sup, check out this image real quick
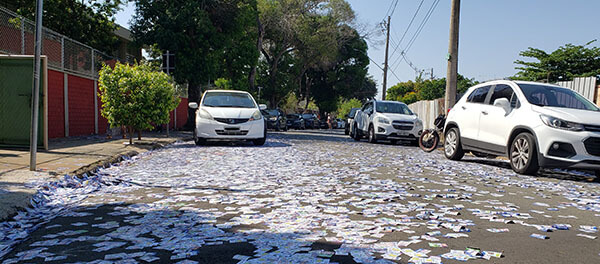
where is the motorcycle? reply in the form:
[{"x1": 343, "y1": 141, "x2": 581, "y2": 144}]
[{"x1": 419, "y1": 114, "x2": 446, "y2": 152}]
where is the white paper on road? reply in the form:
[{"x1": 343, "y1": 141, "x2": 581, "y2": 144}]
[{"x1": 0, "y1": 134, "x2": 599, "y2": 263}]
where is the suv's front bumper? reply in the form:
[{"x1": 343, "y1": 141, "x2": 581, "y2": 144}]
[
  {"x1": 374, "y1": 122, "x2": 422, "y2": 141},
  {"x1": 535, "y1": 126, "x2": 600, "y2": 170}
]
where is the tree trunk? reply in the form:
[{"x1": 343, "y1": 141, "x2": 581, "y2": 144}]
[
  {"x1": 249, "y1": 15, "x2": 264, "y2": 91},
  {"x1": 137, "y1": 129, "x2": 142, "y2": 140},
  {"x1": 184, "y1": 80, "x2": 201, "y2": 130},
  {"x1": 305, "y1": 76, "x2": 312, "y2": 110},
  {"x1": 128, "y1": 126, "x2": 133, "y2": 145}
]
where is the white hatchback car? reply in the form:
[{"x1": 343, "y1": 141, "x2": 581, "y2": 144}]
[
  {"x1": 189, "y1": 90, "x2": 267, "y2": 146},
  {"x1": 444, "y1": 80, "x2": 600, "y2": 176}
]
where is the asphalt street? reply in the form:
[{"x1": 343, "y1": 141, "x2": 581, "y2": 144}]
[{"x1": 1, "y1": 130, "x2": 599, "y2": 264}]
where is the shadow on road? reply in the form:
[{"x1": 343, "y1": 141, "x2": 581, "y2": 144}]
[
  {"x1": 1, "y1": 203, "x2": 360, "y2": 263},
  {"x1": 463, "y1": 158, "x2": 599, "y2": 183}
]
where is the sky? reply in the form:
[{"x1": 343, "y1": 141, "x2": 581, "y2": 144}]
[{"x1": 114, "y1": 0, "x2": 600, "y2": 98}]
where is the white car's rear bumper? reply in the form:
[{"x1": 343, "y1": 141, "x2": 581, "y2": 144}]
[{"x1": 195, "y1": 117, "x2": 265, "y2": 140}]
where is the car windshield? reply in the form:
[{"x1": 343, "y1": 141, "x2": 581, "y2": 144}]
[
  {"x1": 376, "y1": 102, "x2": 413, "y2": 115},
  {"x1": 302, "y1": 114, "x2": 314, "y2": 119},
  {"x1": 202, "y1": 92, "x2": 256, "y2": 108},
  {"x1": 518, "y1": 84, "x2": 599, "y2": 111},
  {"x1": 348, "y1": 108, "x2": 358, "y2": 118},
  {"x1": 266, "y1": 110, "x2": 279, "y2": 116}
]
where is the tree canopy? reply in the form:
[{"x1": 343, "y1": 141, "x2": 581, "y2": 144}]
[
  {"x1": 513, "y1": 40, "x2": 600, "y2": 82},
  {"x1": 12, "y1": 0, "x2": 123, "y2": 53},
  {"x1": 386, "y1": 74, "x2": 478, "y2": 105},
  {"x1": 131, "y1": 0, "x2": 259, "y2": 128}
]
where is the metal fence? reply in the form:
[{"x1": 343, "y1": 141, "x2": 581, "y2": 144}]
[
  {"x1": 408, "y1": 98, "x2": 445, "y2": 130},
  {"x1": 0, "y1": 6, "x2": 135, "y2": 78},
  {"x1": 556, "y1": 77, "x2": 598, "y2": 104}
]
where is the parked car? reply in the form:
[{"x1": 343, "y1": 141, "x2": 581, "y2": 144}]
[
  {"x1": 302, "y1": 113, "x2": 319, "y2": 129},
  {"x1": 345, "y1": 107, "x2": 360, "y2": 135},
  {"x1": 189, "y1": 90, "x2": 267, "y2": 146},
  {"x1": 352, "y1": 100, "x2": 423, "y2": 145},
  {"x1": 262, "y1": 109, "x2": 288, "y2": 131},
  {"x1": 444, "y1": 80, "x2": 600, "y2": 177},
  {"x1": 337, "y1": 118, "x2": 345, "y2": 129},
  {"x1": 319, "y1": 118, "x2": 329, "y2": 129},
  {"x1": 286, "y1": 114, "x2": 306, "y2": 129}
]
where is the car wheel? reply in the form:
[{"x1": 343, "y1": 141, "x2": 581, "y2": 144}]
[
  {"x1": 253, "y1": 128, "x2": 267, "y2": 146},
  {"x1": 444, "y1": 127, "x2": 464, "y2": 160},
  {"x1": 275, "y1": 122, "x2": 280, "y2": 131},
  {"x1": 368, "y1": 125, "x2": 377, "y2": 143},
  {"x1": 352, "y1": 125, "x2": 360, "y2": 141},
  {"x1": 193, "y1": 127, "x2": 205, "y2": 146},
  {"x1": 345, "y1": 126, "x2": 349, "y2": 135},
  {"x1": 509, "y1": 133, "x2": 539, "y2": 175}
]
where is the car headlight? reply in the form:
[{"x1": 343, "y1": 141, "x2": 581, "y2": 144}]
[
  {"x1": 198, "y1": 109, "x2": 213, "y2": 120},
  {"x1": 540, "y1": 115, "x2": 584, "y2": 131},
  {"x1": 377, "y1": 117, "x2": 390, "y2": 124},
  {"x1": 249, "y1": 110, "x2": 262, "y2": 121},
  {"x1": 269, "y1": 117, "x2": 278, "y2": 121},
  {"x1": 415, "y1": 119, "x2": 423, "y2": 127}
]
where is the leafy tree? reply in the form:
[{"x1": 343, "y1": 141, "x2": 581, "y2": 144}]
[
  {"x1": 12, "y1": 0, "x2": 123, "y2": 53},
  {"x1": 386, "y1": 74, "x2": 477, "y2": 105},
  {"x1": 98, "y1": 62, "x2": 180, "y2": 144},
  {"x1": 131, "y1": 0, "x2": 259, "y2": 129},
  {"x1": 513, "y1": 40, "x2": 600, "y2": 82},
  {"x1": 336, "y1": 98, "x2": 361, "y2": 118}
]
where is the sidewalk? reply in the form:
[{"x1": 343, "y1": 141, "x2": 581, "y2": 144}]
[{"x1": 0, "y1": 131, "x2": 192, "y2": 221}]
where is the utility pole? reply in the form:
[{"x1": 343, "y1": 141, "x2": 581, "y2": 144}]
[
  {"x1": 430, "y1": 68, "x2": 434, "y2": 80},
  {"x1": 29, "y1": 0, "x2": 43, "y2": 171},
  {"x1": 382, "y1": 16, "x2": 390, "y2": 101},
  {"x1": 445, "y1": 0, "x2": 460, "y2": 112}
]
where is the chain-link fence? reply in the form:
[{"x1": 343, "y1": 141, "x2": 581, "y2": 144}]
[{"x1": 0, "y1": 6, "x2": 134, "y2": 78}]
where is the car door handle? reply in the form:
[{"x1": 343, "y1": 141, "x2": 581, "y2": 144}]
[{"x1": 481, "y1": 111, "x2": 488, "y2": 115}]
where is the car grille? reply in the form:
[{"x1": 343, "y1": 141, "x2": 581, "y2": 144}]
[
  {"x1": 584, "y1": 137, "x2": 600, "y2": 156},
  {"x1": 584, "y1": 124, "x2": 600, "y2": 133},
  {"x1": 214, "y1": 118, "x2": 249, "y2": 125},
  {"x1": 392, "y1": 121, "x2": 414, "y2": 130},
  {"x1": 215, "y1": 128, "x2": 249, "y2": 136}
]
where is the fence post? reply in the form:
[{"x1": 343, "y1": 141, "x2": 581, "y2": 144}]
[
  {"x1": 60, "y1": 37, "x2": 64, "y2": 70},
  {"x1": 64, "y1": 73, "x2": 69, "y2": 137},
  {"x1": 20, "y1": 18, "x2": 25, "y2": 54}
]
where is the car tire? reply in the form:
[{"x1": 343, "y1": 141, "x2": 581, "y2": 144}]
[
  {"x1": 345, "y1": 126, "x2": 349, "y2": 135},
  {"x1": 193, "y1": 127, "x2": 205, "y2": 146},
  {"x1": 444, "y1": 127, "x2": 464, "y2": 160},
  {"x1": 253, "y1": 128, "x2": 267, "y2": 146},
  {"x1": 509, "y1": 133, "x2": 539, "y2": 175},
  {"x1": 352, "y1": 125, "x2": 360, "y2": 141},
  {"x1": 368, "y1": 125, "x2": 377, "y2": 144}
]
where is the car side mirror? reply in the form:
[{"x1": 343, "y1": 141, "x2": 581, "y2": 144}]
[
  {"x1": 493, "y1": 98, "x2": 511, "y2": 114},
  {"x1": 259, "y1": 104, "x2": 267, "y2": 110},
  {"x1": 188, "y1": 102, "x2": 198, "y2": 109}
]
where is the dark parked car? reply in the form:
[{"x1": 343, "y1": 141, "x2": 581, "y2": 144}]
[
  {"x1": 286, "y1": 114, "x2": 305, "y2": 129},
  {"x1": 262, "y1": 109, "x2": 288, "y2": 131},
  {"x1": 345, "y1": 107, "x2": 360, "y2": 135},
  {"x1": 301, "y1": 113, "x2": 319, "y2": 129}
]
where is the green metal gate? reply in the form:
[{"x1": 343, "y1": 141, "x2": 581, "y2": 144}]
[{"x1": 0, "y1": 55, "x2": 46, "y2": 149}]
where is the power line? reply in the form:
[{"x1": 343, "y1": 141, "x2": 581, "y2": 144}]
[
  {"x1": 389, "y1": 0, "x2": 425, "y2": 59},
  {"x1": 389, "y1": 0, "x2": 399, "y2": 18},
  {"x1": 405, "y1": 0, "x2": 440, "y2": 53}
]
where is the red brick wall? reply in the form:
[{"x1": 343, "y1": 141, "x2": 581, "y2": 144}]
[
  {"x1": 47, "y1": 70, "x2": 64, "y2": 138},
  {"x1": 176, "y1": 98, "x2": 188, "y2": 129},
  {"x1": 68, "y1": 75, "x2": 95, "y2": 136}
]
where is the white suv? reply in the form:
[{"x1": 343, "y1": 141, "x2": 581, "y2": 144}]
[
  {"x1": 444, "y1": 80, "x2": 600, "y2": 176},
  {"x1": 352, "y1": 100, "x2": 423, "y2": 144}
]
